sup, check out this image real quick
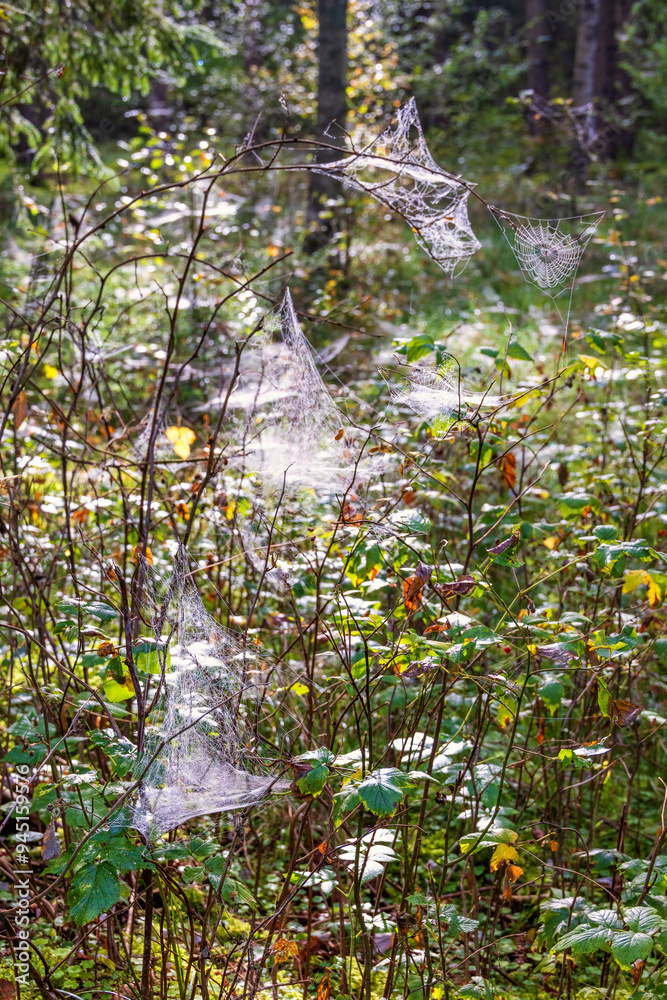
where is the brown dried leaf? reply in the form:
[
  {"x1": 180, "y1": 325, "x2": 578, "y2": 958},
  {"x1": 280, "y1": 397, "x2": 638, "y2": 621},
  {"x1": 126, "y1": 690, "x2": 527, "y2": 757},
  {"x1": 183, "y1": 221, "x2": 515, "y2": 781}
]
[
  {"x1": 0, "y1": 475, "x2": 22, "y2": 493},
  {"x1": 499, "y1": 452, "x2": 517, "y2": 490},
  {"x1": 317, "y1": 970, "x2": 331, "y2": 1000},
  {"x1": 42, "y1": 823, "x2": 61, "y2": 862},
  {"x1": 272, "y1": 938, "x2": 299, "y2": 963},
  {"x1": 436, "y1": 574, "x2": 475, "y2": 597},
  {"x1": 611, "y1": 698, "x2": 642, "y2": 728},
  {"x1": 341, "y1": 502, "x2": 363, "y2": 524},
  {"x1": 97, "y1": 640, "x2": 119, "y2": 658},
  {"x1": 403, "y1": 576, "x2": 423, "y2": 614},
  {"x1": 507, "y1": 863, "x2": 523, "y2": 883},
  {"x1": 12, "y1": 391, "x2": 28, "y2": 430},
  {"x1": 488, "y1": 532, "x2": 520, "y2": 556}
]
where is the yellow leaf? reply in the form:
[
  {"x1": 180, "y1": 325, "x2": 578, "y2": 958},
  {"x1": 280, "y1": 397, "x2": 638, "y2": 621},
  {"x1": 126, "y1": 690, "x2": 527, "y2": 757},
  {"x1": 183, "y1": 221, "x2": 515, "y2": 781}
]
[
  {"x1": 165, "y1": 425, "x2": 196, "y2": 459},
  {"x1": 291, "y1": 683, "x2": 309, "y2": 696},
  {"x1": 133, "y1": 545, "x2": 153, "y2": 565},
  {"x1": 647, "y1": 574, "x2": 664, "y2": 608},
  {"x1": 623, "y1": 569, "x2": 650, "y2": 594},
  {"x1": 578, "y1": 355, "x2": 608, "y2": 373},
  {"x1": 509, "y1": 388, "x2": 542, "y2": 408},
  {"x1": 543, "y1": 536, "x2": 560, "y2": 550},
  {"x1": 43, "y1": 363, "x2": 58, "y2": 379},
  {"x1": 490, "y1": 843, "x2": 518, "y2": 871},
  {"x1": 103, "y1": 674, "x2": 136, "y2": 703}
]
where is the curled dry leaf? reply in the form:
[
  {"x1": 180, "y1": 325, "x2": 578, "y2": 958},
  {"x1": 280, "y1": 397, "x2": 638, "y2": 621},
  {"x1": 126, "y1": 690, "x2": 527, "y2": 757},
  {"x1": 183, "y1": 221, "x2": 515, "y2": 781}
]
[
  {"x1": 272, "y1": 938, "x2": 299, "y2": 963},
  {"x1": 0, "y1": 474, "x2": 22, "y2": 493},
  {"x1": 435, "y1": 574, "x2": 475, "y2": 598},
  {"x1": 42, "y1": 823, "x2": 61, "y2": 861},
  {"x1": 97, "y1": 640, "x2": 119, "y2": 658},
  {"x1": 498, "y1": 452, "x2": 517, "y2": 490},
  {"x1": 12, "y1": 390, "x2": 28, "y2": 430},
  {"x1": 317, "y1": 970, "x2": 331, "y2": 1000},
  {"x1": 611, "y1": 698, "x2": 642, "y2": 727},
  {"x1": 488, "y1": 532, "x2": 520, "y2": 556}
]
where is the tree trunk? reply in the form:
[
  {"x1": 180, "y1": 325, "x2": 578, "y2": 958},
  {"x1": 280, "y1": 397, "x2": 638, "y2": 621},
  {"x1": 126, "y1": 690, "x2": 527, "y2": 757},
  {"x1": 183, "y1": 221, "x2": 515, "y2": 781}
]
[
  {"x1": 527, "y1": 15, "x2": 549, "y2": 99},
  {"x1": 526, "y1": 0, "x2": 550, "y2": 134},
  {"x1": 592, "y1": 0, "x2": 636, "y2": 158},
  {"x1": 571, "y1": 0, "x2": 601, "y2": 183},
  {"x1": 304, "y1": 0, "x2": 348, "y2": 254},
  {"x1": 316, "y1": 0, "x2": 348, "y2": 147},
  {"x1": 573, "y1": 0, "x2": 601, "y2": 109}
]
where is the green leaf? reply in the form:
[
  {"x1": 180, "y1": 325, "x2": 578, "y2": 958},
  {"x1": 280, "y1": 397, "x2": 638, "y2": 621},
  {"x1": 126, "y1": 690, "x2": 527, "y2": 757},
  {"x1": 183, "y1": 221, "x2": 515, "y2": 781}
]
[
  {"x1": 59, "y1": 599, "x2": 86, "y2": 616},
  {"x1": 597, "y1": 676, "x2": 612, "y2": 717},
  {"x1": 389, "y1": 509, "x2": 432, "y2": 535},
  {"x1": 134, "y1": 642, "x2": 169, "y2": 675},
  {"x1": 89, "y1": 730, "x2": 136, "y2": 778},
  {"x1": 85, "y1": 601, "x2": 117, "y2": 623},
  {"x1": 68, "y1": 861, "x2": 122, "y2": 925},
  {"x1": 539, "y1": 674, "x2": 564, "y2": 715},
  {"x1": 440, "y1": 902, "x2": 479, "y2": 934},
  {"x1": 83, "y1": 832, "x2": 146, "y2": 872},
  {"x1": 333, "y1": 786, "x2": 361, "y2": 828},
  {"x1": 357, "y1": 768, "x2": 414, "y2": 816},
  {"x1": 406, "y1": 334, "x2": 436, "y2": 363},
  {"x1": 296, "y1": 764, "x2": 329, "y2": 796},
  {"x1": 557, "y1": 493, "x2": 601, "y2": 517},
  {"x1": 507, "y1": 341, "x2": 533, "y2": 361},
  {"x1": 593, "y1": 525, "x2": 619, "y2": 541},
  {"x1": 5, "y1": 742, "x2": 49, "y2": 765},
  {"x1": 219, "y1": 876, "x2": 258, "y2": 910},
  {"x1": 624, "y1": 906, "x2": 663, "y2": 933},
  {"x1": 457, "y1": 977, "x2": 495, "y2": 1000},
  {"x1": 152, "y1": 844, "x2": 190, "y2": 861},
  {"x1": 611, "y1": 930, "x2": 654, "y2": 969},
  {"x1": 182, "y1": 866, "x2": 205, "y2": 884},
  {"x1": 555, "y1": 920, "x2": 618, "y2": 954}
]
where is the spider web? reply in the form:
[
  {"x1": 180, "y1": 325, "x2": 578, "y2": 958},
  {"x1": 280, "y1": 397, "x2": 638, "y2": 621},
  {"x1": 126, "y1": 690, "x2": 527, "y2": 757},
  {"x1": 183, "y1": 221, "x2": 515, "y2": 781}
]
[
  {"x1": 131, "y1": 547, "x2": 286, "y2": 837},
  {"x1": 229, "y1": 289, "x2": 369, "y2": 491},
  {"x1": 489, "y1": 208, "x2": 604, "y2": 332},
  {"x1": 521, "y1": 91, "x2": 598, "y2": 153},
  {"x1": 315, "y1": 98, "x2": 481, "y2": 276},
  {"x1": 388, "y1": 357, "x2": 512, "y2": 437}
]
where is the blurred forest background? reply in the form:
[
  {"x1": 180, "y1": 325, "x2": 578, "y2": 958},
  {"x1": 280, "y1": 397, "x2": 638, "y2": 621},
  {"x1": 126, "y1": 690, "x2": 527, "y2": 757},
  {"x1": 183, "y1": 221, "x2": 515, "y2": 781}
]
[{"x1": 2, "y1": 2, "x2": 667, "y2": 1000}]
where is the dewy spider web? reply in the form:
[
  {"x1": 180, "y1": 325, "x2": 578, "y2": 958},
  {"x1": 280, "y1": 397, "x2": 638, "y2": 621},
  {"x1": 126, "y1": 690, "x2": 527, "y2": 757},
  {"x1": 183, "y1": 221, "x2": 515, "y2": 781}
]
[
  {"x1": 230, "y1": 289, "x2": 367, "y2": 491},
  {"x1": 489, "y1": 209, "x2": 604, "y2": 331},
  {"x1": 131, "y1": 547, "x2": 285, "y2": 837},
  {"x1": 315, "y1": 98, "x2": 481, "y2": 276},
  {"x1": 388, "y1": 357, "x2": 512, "y2": 437}
]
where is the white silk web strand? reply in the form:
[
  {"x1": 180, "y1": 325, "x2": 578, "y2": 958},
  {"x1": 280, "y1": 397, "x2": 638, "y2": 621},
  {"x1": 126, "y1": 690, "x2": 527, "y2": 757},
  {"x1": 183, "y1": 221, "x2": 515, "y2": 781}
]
[
  {"x1": 316, "y1": 98, "x2": 481, "y2": 275},
  {"x1": 230, "y1": 289, "x2": 367, "y2": 491},
  {"x1": 489, "y1": 209, "x2": 604, "y2": 294},
  {"x1": 489, "y1": 208, "x2": 604, "y2": 336},
  {"x1": 133, "y1": 549, "x2": 284, "y2": 837},
  {"x1": 389, "y1": 358, "x2": 511, "y2": 437}
]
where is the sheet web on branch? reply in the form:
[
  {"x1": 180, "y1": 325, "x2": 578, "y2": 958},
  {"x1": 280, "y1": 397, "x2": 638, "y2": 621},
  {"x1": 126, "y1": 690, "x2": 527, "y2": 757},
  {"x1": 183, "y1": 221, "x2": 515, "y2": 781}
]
[
  {"x1": 315, "y1": 98, "x2": 481, "y2": 276},
  {"x1": 388, "y1": 358, "x2": 512, "y2": 437},
  {"x1": 230, "y1": 289, "x2": 369, "y2": 491},
  {"x1": 131, "y1": 548, "x2": 285, "y2": 837}
]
